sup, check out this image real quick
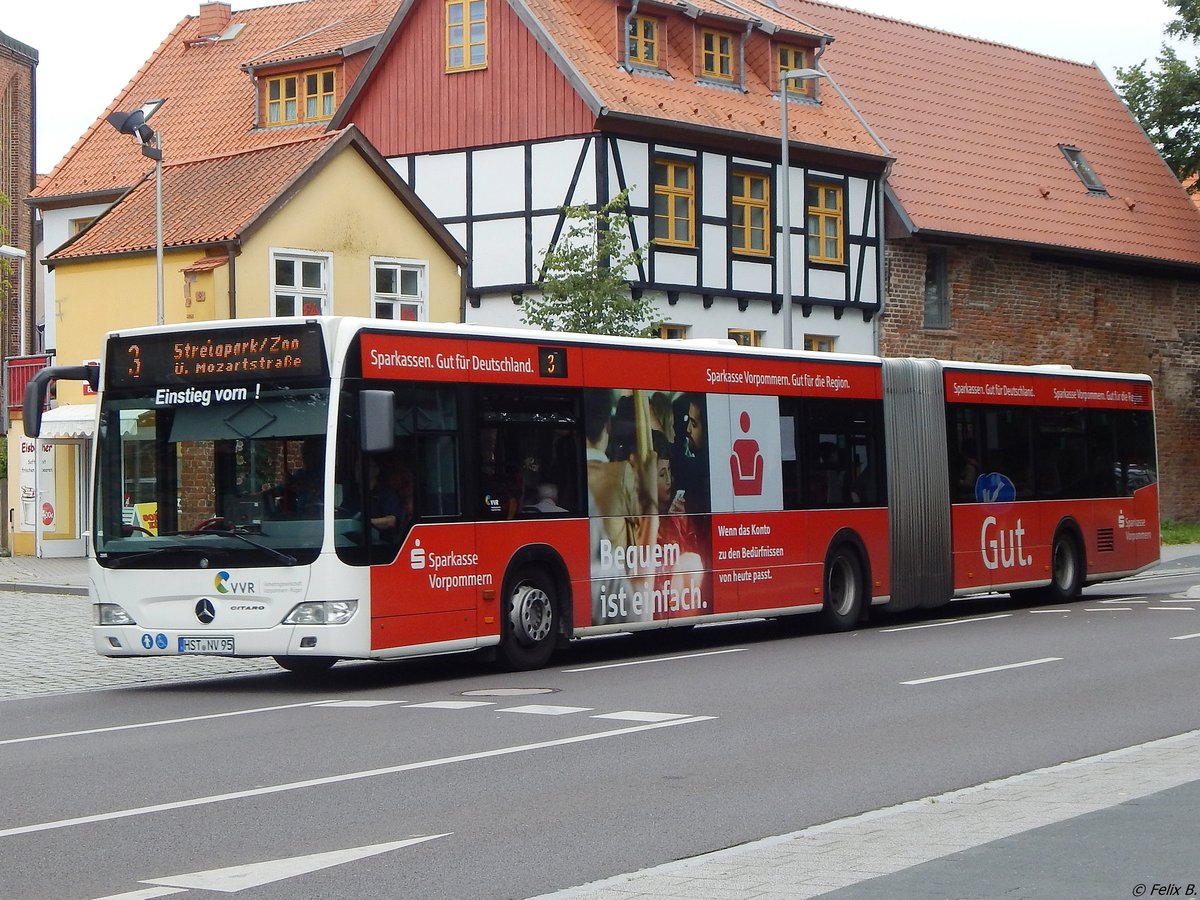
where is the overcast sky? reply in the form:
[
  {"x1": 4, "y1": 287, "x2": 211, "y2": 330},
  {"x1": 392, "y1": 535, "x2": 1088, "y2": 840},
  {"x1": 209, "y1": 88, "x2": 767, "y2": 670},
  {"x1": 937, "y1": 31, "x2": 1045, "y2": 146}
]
[{"x1": 4, "y1": 0, "x2": 1195, "y2": 173}]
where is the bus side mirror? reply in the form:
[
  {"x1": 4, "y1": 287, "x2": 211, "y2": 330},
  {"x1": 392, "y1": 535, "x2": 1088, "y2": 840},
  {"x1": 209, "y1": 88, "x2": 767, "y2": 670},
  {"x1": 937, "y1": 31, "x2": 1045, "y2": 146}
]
[
  {"x1": 360, "y1": 390, "x2": 395, "y2": 453},
  {"x1": 23, "y1": 363, "x2": 100, "y2": 438}
]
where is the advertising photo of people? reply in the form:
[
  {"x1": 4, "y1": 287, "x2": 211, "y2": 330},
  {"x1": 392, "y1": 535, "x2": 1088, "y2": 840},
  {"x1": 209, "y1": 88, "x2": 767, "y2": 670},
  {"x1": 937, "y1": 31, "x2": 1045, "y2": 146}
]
[{"x1": 585, "y1": 387, "x2": 711, "y2": 625}]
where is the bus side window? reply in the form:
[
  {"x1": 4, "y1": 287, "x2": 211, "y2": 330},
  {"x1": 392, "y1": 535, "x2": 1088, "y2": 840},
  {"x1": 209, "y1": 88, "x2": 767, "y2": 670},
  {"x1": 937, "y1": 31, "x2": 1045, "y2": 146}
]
[{"x1": 475, "y1": 387, "x2": 582, "y2": 520}]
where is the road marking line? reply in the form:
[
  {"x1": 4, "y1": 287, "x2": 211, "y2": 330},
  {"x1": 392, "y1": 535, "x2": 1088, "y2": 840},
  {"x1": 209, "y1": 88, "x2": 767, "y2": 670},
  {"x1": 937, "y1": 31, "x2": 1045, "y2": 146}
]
[
  {"x1": 1170, "y1": 632, "x2": 1200, "y2": 641},
  {"x1": 881, "y1": 614, "x2": 1011, "y2": 633},
  {"x1": 406, "y1": 700, "x2": 495, "y2": 710},
  {"x1": 1028, "y1": 609, "x2": 1070, "y2": 614},
  {"x1": 318, "y1": 700, "x2": 407, "y2": 708},
  {"x1": 592, "y1": 711, "x2": 690, "y2": 722},
  {"x1": 92, "y1": 888, "x2": 187, "y2": 900},
  {"x1": 562, "y1": 648, "x2": 746, "y2": 672},
  {"x1": 1083, "y1": 607, "x2": 1133, "y2": 612},
  {"x1": 0, "y1": 716, "x2": 716, "y2": 839},
  {"x1": 902, "y1": 657, "x2": 1062, "y2": 685},
  {"x1": 499, "y1": 705, "x2": 593, "y2": 716},
  {"x1": 1149, "y1": 607, "x2": 1195, "y2": 611},
  {"x1": 0, "y1": 701, "x2": 334, "y2": 748},
  {"x1": 1097, "y1": 598, "x2": 1147, "y2": 603}
]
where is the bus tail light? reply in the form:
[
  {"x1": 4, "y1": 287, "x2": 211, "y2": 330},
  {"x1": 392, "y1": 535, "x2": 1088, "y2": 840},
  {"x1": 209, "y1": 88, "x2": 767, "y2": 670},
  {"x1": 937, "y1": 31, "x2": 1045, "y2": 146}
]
[
  {"x1": 283, "y1": 600, "x2": 358, "y2": 625},
  {"x1": 96, "y1": 604, "x2": 137, "y2": 626}
]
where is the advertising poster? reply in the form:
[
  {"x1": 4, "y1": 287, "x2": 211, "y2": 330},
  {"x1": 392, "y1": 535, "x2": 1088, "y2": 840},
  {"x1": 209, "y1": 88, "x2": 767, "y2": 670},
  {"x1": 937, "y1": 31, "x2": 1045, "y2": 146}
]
[
  {"x1": 19, "y1": 438, "x2": 56, "y2": 532},
  {"x1": 586, "y1": 387, "x2": 712, "y2": 625}
]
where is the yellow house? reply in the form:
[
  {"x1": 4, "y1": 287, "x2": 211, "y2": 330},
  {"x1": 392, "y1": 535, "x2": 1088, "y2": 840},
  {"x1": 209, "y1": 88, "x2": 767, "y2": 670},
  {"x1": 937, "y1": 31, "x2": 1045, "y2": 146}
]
[{"x1": 11, "y1": 126, "x2": 466, "y2": 556}]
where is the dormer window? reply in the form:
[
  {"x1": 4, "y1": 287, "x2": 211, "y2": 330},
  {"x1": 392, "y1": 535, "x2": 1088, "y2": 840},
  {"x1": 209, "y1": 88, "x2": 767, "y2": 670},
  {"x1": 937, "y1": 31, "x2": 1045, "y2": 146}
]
[
  {"x1": 266, "y1": 68, "x2": 336, "y2": 126},
  {"x1": 447, "y1": 0, "x2": 488, "y2": 71},
  {"x1": 1059, "y1": 144, "x2": 1107, "y2": 194},
  {"x1": 701, "y1": 29, "x2": 734, "y2": 81},
  {"x1": 304, "y1": 70, "x2": 335, "y2": 120},
  {"x1": 778, "y1": 45, "x2": 814, "y2": 98},
  {"x1": 628, "y1": 14, "x2": 660, "y2": 66}
]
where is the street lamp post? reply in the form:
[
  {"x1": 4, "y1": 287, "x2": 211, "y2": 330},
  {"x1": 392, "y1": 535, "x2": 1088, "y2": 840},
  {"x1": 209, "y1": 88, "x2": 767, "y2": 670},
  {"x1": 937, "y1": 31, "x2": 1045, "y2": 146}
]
[
  {"x1": 106, "y1": 99, "x2": 166, "y2": 326},
  {"x1": 778, "y1": 68, "x2": 825, "y2": 349}
]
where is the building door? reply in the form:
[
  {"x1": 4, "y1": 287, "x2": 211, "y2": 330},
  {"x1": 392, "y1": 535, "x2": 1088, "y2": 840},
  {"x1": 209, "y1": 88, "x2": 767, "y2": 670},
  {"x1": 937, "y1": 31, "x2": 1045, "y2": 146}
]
[{"x1": 36, "y1": 440, "x2": 88, "y2": 558}]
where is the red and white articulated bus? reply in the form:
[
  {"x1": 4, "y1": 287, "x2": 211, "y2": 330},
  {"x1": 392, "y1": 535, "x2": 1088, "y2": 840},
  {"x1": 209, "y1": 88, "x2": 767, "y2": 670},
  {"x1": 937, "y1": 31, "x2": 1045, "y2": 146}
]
[{"x1": 25, "y1": 317, "x2": 1159, "y2": 672}]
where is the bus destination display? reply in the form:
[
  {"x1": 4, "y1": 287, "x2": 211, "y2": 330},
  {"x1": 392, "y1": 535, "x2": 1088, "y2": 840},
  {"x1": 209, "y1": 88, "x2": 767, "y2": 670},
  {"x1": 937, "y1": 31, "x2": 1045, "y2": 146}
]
[{"x1": 107, "y1": 324, "x2": 327, "y2": 388}]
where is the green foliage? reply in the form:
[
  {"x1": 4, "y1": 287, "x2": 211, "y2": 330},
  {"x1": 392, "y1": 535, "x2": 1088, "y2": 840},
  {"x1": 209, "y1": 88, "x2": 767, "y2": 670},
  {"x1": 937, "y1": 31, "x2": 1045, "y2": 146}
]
[
  {"x1": 1116, "y1": 0, "x2": 1200, "y2": 185},
  {"x1": 1162, "y1": 519, "x2": 1200, "y2": 543},
  {"x1": 1166, "y1": 0, "x2": 1200, "y2": 41},
  {"x1": 0, "y1": 192, "x2": 11, "y2": 298},
  {"x1": 521, "y1": 189, "x2": 655, "y2": 337}
]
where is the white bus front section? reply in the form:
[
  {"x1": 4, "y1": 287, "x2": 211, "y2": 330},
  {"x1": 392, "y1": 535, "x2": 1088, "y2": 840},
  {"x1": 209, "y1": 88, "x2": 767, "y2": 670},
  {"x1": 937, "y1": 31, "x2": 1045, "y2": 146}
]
[{"x1": 90, "y1": 550, "x2": 373, "y2": 661}]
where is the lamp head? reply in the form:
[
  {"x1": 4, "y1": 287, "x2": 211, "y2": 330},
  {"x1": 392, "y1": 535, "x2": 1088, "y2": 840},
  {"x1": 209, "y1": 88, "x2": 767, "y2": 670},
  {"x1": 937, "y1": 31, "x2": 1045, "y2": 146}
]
[{"x1": 105, "y1": 109, "x2": 146, "y2": 136}]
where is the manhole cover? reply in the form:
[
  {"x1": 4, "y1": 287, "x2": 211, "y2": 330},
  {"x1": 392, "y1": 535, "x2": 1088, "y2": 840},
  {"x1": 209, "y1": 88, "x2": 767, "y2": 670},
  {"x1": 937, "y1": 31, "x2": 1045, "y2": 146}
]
[{"x1": 461, "y1": 687, "x2": 558, "y2": 697}]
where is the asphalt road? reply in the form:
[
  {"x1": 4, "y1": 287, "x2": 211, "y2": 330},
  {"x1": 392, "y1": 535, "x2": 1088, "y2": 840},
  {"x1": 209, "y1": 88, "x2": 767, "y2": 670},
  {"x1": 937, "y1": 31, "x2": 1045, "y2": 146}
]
[{"x1": 1, "y1": 566, "x2": 1198, "y2": 899}]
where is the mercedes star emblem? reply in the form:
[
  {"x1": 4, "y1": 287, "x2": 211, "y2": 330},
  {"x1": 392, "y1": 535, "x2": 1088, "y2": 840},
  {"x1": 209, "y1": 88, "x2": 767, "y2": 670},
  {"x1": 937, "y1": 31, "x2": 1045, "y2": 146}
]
[{"x1": 195, "y1": 598, "x2": 216, "y2": 624}]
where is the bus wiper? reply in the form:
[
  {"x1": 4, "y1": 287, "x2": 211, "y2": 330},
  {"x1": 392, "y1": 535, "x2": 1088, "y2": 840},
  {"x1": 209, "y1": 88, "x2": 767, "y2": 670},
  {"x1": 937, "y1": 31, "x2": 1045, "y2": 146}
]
[
  {"x1": 172, "y1": 528, "x2": 298, "y2": 566},
  {"x1": 107, "y1": 546, "x2": 226, "y2": 568}
]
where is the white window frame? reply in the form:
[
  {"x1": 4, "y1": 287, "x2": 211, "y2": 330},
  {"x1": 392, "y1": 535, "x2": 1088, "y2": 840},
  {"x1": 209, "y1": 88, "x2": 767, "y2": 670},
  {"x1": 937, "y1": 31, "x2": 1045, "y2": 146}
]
[
  {"x1": 370, "y1": 256, "x2": 428, "y2": 322},
  {"x1": 270, "y1": 249, "x2": 332, "y2": 317}
]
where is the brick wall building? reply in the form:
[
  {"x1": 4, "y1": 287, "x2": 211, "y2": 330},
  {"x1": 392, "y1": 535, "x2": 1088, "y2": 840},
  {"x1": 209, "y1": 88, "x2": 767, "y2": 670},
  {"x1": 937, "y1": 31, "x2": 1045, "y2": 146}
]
[{"x1": 0, "y1": 30, "x2": 36, "y2": 361}]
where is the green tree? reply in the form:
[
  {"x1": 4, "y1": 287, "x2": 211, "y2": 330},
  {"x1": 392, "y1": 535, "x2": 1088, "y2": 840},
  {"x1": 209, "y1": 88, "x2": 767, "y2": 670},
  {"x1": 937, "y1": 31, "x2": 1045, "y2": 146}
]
[
  {"x1": 521, "y1": 189, "x2": 655, "y2": 337},
  {"x1": 1116, "y1": 0, "x2": 1200, "y2": 184}
]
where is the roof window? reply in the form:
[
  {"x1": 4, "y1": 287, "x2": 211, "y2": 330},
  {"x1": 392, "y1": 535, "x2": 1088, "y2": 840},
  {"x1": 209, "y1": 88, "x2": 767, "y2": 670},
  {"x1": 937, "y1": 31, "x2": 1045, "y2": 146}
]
[{"x1": 1059, "y1": 145, "x2": 1107, "y2": 195}]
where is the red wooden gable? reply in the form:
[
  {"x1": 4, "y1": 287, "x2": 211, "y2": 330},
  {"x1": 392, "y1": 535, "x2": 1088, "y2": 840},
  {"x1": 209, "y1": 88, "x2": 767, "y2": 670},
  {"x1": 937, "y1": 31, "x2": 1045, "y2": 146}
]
[{"x1": 343, "y1": 0, "x2": 597, "y2": 157}]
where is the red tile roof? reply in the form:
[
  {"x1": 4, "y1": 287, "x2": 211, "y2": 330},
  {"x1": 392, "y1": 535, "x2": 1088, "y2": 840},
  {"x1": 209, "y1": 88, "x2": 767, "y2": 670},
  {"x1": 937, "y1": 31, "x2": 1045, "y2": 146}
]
[
  {"x1": 31, "y1": 0, "x2": 397, "y2": 204},
  {"x1": 782, "y1": 0, "x2": 1200, "y2": 268},
  {"x1": 48, "y1": 133, "x2": 340, "y2": 260},
  {"x1": 47, "y1": 126, "x2": 466, "y2": 266},
  {"x1": 515, "y1": 0, "x2": 886, "y2": 161}
]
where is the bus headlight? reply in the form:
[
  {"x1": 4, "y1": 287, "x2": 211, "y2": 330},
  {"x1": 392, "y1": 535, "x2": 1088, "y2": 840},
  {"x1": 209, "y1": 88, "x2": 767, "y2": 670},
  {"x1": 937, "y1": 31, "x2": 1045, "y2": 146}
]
[
  {"x1": 283, "y1": 600, "x2": 358, "y2": 625},
  {"x1": 96, "y1": 603, "x2": 137, "y2": 626}
]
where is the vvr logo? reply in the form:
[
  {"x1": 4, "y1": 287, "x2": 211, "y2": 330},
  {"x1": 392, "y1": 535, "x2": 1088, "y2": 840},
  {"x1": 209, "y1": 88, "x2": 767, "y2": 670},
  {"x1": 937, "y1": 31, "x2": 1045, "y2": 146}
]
[{"x1": 214, "y1": 571, "x2": 255, "y2": 594}]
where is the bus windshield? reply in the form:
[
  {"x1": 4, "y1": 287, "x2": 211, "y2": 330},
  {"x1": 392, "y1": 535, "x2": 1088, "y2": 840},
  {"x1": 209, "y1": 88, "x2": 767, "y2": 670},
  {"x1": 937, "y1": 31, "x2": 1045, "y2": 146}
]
[{"x1": 93, "y1": 386, "x2": 331, "y2": 566}]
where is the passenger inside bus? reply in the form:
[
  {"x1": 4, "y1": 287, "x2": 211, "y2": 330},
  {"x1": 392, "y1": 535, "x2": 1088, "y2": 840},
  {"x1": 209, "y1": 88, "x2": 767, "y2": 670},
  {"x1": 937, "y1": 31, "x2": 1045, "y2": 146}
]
[
  {"x1": 367, "y1": 458, "x2": 408, "y2": 541},
  {"x1": 282, "y1": 437, "x2": 324, "y2": 516},
  {"x1": 525, "y1": 483, "x2": 567, "y2": 513}
]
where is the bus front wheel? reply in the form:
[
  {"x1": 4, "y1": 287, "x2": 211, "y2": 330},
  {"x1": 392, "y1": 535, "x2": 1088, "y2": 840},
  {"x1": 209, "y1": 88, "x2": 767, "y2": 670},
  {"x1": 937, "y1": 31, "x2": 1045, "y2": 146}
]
[
  {"x1": 822, "y1": 546, "x2": 865, "y2": 632},
  {"x1": 499, "y1": 567, "x2": 559, "y2": 670}
]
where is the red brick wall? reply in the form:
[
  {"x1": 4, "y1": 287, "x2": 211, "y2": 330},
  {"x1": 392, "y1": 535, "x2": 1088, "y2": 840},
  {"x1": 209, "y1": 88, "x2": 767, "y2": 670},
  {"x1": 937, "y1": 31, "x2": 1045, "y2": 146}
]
[
  {"x1": 880, "y1": 237, "x2": 1200, "y2": 522},
  {"x1": 1, "y1": 35, "x2": 37, "y2": 360}
]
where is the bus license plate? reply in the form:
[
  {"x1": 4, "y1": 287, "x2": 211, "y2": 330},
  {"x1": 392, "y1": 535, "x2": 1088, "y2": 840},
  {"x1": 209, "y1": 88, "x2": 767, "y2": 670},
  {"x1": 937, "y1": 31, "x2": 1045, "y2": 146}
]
[{"x1": 178, "y1": 636, "x2": 235, "y2": 655}]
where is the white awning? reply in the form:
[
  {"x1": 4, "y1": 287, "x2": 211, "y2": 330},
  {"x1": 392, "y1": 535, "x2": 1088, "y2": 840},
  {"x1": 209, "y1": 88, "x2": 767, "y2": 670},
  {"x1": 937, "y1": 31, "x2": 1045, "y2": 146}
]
[{"x1": 38, "y1": 404, "x2": 97, "y2": 440}]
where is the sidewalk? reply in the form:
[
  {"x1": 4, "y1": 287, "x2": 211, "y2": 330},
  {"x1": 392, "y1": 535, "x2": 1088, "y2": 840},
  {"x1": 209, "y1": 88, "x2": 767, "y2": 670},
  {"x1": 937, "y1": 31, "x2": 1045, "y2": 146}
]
[{"x1": 0, "y1": 553, "x2": 88, "y2": 594}]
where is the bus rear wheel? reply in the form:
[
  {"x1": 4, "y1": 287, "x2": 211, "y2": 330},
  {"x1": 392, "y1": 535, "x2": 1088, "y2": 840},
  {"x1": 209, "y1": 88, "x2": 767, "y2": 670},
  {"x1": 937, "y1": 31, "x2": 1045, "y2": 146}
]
[
  {"x1": 822, "y1": 546, "x2": 865, "y2": 632},
  {"x1": 273, "y1": 655, "x2": 338, "y2": 674},
  {"x1": 1045, "y1": 530, "x2": 1083, "y2": 602},
  {"x1": 498, "y1": 567, "x2": 559, "y2": 670}
]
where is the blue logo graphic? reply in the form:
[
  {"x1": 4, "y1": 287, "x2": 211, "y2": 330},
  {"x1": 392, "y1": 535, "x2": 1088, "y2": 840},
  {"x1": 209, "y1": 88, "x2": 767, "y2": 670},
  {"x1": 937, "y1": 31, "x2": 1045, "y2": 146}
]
[
  {"x1": 141, "y1": 634, "x2": 154, "y2": 650},
  {"x1": 975, "y1": 472, "x2": 1016, "y2": 504},
  {"x1": 155, "y1": 633, "x2": 169, "y2": 650}
]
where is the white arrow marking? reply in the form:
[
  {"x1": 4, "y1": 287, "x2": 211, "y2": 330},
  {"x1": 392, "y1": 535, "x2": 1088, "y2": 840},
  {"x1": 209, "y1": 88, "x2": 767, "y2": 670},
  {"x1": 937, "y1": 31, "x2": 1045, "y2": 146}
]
[{"x1": 139, "y1": 834, "x2": 450, "y2": 893}]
